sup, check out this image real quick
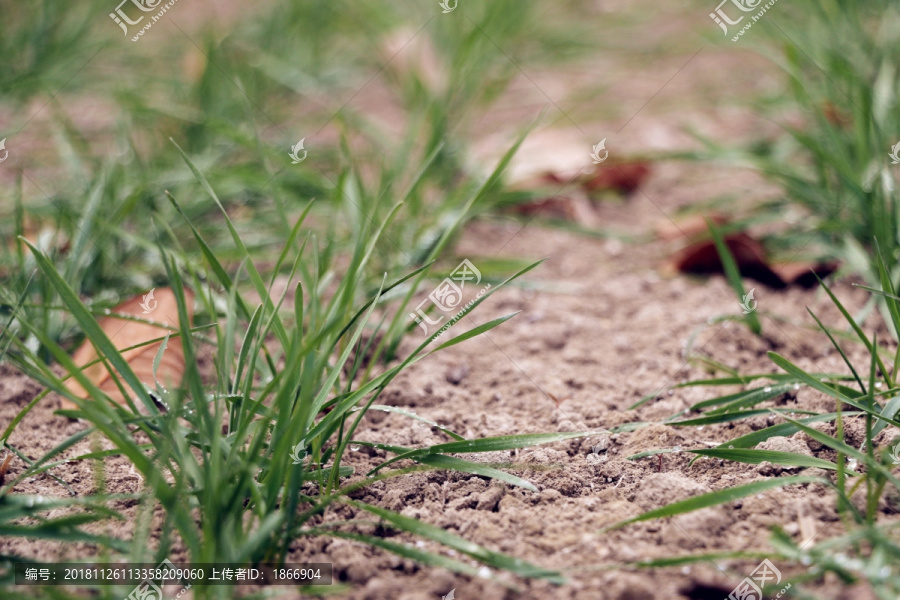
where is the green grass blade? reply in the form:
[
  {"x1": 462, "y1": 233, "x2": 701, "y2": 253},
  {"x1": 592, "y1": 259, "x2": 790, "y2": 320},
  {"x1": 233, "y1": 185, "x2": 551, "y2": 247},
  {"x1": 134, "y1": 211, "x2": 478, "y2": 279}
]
[
  {"x1": 602, "y1": 476, "x2": 824, "y2": 531},
  {"x1": 687, "y1": 448, "x2": 843, "y2": 471},
  {"x1": 369, "y1": 431, "x2": 595, "y2": 474},
  {"x1": 349, "y1": 501, "x2": 565, "y2": 584},
  {"x1": 707, "y1": 219, "x2": 761, "y2": 335}
]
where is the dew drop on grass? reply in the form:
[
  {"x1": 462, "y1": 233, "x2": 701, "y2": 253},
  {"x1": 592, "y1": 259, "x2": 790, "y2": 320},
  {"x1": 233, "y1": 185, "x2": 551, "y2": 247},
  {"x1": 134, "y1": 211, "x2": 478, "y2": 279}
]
[
  {"x1": 350, "y1": 445, "x2": 360, "y2": 452},
  {"x1": 763, "y1": 386, "x2": 772, "y2": 393},
  {"x1": 793, "y1": 383, "x2": 800, "y2": 390},
  {"x1": 728, "y1": 445, "x2": 734, "y2": 449},
  {"x1": 415, "y1": 541, "x2": 425, "y2": 548},
  {"x1": 103, "y1": 309, "x2": 111, "y2": 315},
  {"x1": 673, "y1": 446, "x2": 681, "y2": 452},
  {"x1": 801, "y1": 555, "x2": 812, "y2": 566}
]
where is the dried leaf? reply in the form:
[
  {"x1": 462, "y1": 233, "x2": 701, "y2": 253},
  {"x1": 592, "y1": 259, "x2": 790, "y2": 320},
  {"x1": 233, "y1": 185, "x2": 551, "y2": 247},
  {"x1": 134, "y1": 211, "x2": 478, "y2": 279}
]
[
  {"x1": 583, "y1": 162, "x2": 651, "y2": 195},
  {"x1": 0, "y1": 451, "x2": 12, "y2": 485},
  {"x1": 667, "y1": 231, "x2": 837, "y2": 288},
  {"x1": 654, "y1": 213, "x2": 728, "y2": 242},
  {"x1": 771, "y1": 260, "x2": 838, "y2": 287},
  {"x1": 61, "y1": 287, "x2": 194, "y2": 411}
]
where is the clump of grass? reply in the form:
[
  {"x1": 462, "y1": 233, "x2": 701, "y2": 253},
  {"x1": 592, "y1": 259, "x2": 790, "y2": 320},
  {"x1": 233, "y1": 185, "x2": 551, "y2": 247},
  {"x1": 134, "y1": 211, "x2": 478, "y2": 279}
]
[
  {"x1": 0, "y1": 142, "x2": 601, "y2": 597},
  {"x1": 613, "y1": 257, "x2": 900, "y2": 597},
  {"x1": 698, "y1": 0, "x2": 900, "y2": 289}
]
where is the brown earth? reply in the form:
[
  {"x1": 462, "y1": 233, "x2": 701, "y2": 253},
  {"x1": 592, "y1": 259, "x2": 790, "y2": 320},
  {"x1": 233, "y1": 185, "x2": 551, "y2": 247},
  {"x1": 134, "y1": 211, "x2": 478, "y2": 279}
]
[
  {"x1": 3, "y1": 210, "x2": 897, "y2": 599},
  {"x1": 3, "y1": 1, "x2": 900, "y2": 599}
]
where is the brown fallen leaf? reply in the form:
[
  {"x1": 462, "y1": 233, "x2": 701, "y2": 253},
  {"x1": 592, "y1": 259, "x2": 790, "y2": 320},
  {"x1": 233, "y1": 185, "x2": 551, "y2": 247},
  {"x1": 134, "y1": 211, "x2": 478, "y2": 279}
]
[
  {"x1": 582, "y1": 162, "x2": 651, "y2": 195},
  {"x1": 654, "y1": 213, "x2": 728, "y2": 242},
  {"x1": 61, "y1": 287, "x2": 194, "y2": 411},
  {"x1": 509, "y1": 195, "x2": 599, "y2": 227},
  {"x1": 666, "y1": 231, "x2": 836, "y2": 288},
  {"x1": 0, "y1": 451, "x2": 12, "y2": 486},
  {"x1": 771, "y1": 260, "x2": 838, "y2": 287}
]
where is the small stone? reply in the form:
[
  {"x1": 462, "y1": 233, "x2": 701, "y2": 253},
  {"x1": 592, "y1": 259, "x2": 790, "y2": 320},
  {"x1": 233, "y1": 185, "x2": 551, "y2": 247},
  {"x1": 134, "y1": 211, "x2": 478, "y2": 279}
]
[{"x1": 445, "y1": 363, "x2": 470, "y2": 385}]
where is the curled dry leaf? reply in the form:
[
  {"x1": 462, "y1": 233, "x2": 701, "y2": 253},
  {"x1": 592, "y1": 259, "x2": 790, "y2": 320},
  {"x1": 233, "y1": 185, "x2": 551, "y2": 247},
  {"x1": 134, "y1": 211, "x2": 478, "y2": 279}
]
[
  {"x1": 661, "y1": 220, "x2": 837, "y2": 288},
  {"x1": 61, "y1": 287, "x2": 194, "y2": 411},
  {"x1": 0, "y1": 451, "x2": 12, "y2": 486},
  {"x1": 582, "y1": 161, "x2": 651, "y2": 195}
]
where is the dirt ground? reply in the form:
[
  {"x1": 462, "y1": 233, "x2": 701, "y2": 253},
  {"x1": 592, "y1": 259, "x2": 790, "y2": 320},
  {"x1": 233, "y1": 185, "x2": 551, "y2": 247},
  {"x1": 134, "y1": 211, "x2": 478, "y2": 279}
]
[
  {"x1": 3, "y1": 1, "x2": 899, "y2": 599},
  {"x1": 4, "y1": 211, "x2": 896, "y2": 600}
]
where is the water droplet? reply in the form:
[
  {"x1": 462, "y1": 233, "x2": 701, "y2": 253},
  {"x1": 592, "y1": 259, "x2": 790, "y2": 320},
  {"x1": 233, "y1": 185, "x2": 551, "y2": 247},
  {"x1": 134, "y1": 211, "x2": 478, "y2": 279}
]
[
  {"x1": 728, "y1": 445, "x2": 734, "y2": 449},
  {"x1": 103, "y1": 309, "x2": 111, "y2": 315},
  {"x1": 673, "y1": 446, "x2": 681, "y2": 452},
  {"x1": 793, "y1": 383, "x2": 800, "y2": 390},
  {"x1": 801, "y1": 555, "x2": 812, "y2": 566},
  {"x1": 698, "y1": 426, "x2": 704, "y2": 431},
  {"x1": 350, "y1": 445, "x2": 360, "y2": 452},
  {"x1": 763, "y1": 386, "x2": 772, "y2": 393},
  {"x1": 667, "y1": 390, "x2": 674, "y2": 396}
]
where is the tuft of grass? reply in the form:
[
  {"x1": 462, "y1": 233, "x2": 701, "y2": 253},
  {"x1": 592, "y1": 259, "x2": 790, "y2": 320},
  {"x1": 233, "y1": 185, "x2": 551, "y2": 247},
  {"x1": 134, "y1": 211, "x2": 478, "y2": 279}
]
[
  {"x1": 619, "y1": 249, "x2": 900, "y2": 597},
  {"x1": 0, "y1": 143, "x2": 603, "y2": 596}
]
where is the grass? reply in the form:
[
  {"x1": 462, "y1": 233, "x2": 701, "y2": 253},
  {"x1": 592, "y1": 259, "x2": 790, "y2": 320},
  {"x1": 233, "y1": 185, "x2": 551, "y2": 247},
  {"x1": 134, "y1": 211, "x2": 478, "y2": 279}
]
[
  {"x1": 609, "y1": 1, "x2": 900, "y2": 595},
  {"x1": 615, "y1": 268, "x2": 900, "y2": 597},
  {"x1": 0, "y1": 140, "x2": 603, "y2": 596},
  {"x1": 693, "y1": 0, "x2": 900, "y2": 288},
  {"x1": 0, "y1": 1, "x2": 606, "y2": 597}
]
